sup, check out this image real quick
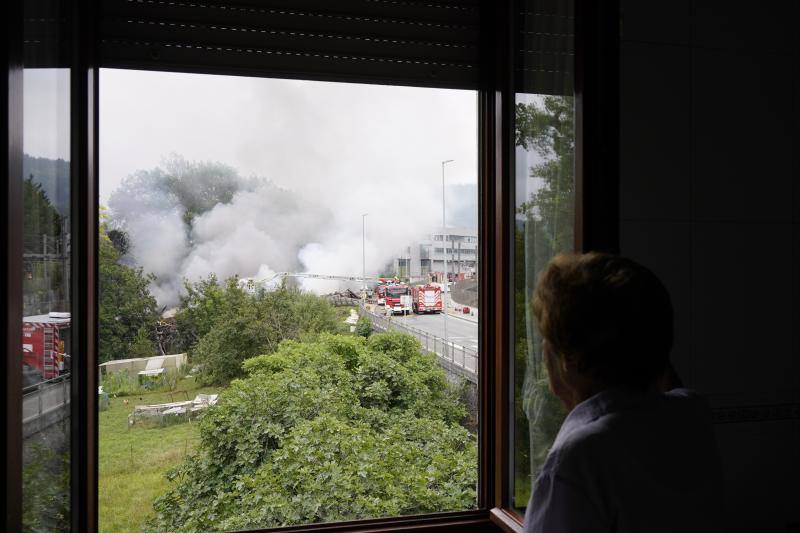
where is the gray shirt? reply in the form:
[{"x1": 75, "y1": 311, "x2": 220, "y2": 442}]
[{"x1": 523, "y1": 388, "x2": 724, "y2": 533}]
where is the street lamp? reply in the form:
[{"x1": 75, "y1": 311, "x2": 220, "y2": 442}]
[
  {"x1": 441, "y1": 159, "x2": 454, "y2": 351},
  {"x1": 362, "y1": 213, "x2": 368, "y2": 299}
]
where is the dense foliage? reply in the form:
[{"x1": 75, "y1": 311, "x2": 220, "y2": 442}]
[
  {"x1": 98, "y1": 215, "x2": 160, "y2": 363},
  {"x1": 178, "y1": 277, "x2": 343, "y2": 384},
  {"x1": 144, "y1": 332, "x2": 476, "y2": 532},
  {"x1": 513, "y1": 96, "x2": 573, "y2": 502},
  {"x1": 354, "y1": 314, "x2": 373, "y2": 338},
  {"x1": 23, "y1": 174, "x2": 68, "y2": 315},
  {"x1": 23, "y1": 427, "x2": 70, "y2": 531}
]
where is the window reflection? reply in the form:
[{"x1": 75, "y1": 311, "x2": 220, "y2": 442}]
[
  {"x1": 511, "y1": 0, "x2": 575, "y2": 513},
  {"x1": 22, "y1": 1, "x2": 73, "y2": 530},
  {"x1": 22, "y1": 68, "x2": 72, "y2": 533}
]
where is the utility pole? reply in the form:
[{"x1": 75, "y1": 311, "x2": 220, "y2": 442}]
[
  {"x1": 43, "y1": 234, "x2": 48, "y2": 307},
  {"x1": 441, "y1": 159, "x2": 453, "y2": 351},
  {"x1": 362, "y1": 213, "x2": 368, "y2": 300}
]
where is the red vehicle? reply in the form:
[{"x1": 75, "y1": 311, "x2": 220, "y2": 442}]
[
  {"x1": 374, "y1": 277, "x2": 401, "y2": 306},
  {"x1": 412, "y1": 284, "x2": 442, "y2": 314},
  {"x1": 375, "y1": 285, "x2": 387, "y2": 306},
  {"x1": 384, "y1": 284, "x2": 412, "y2": 315},
  {"x1": 22, "y1": 312, "x2": 71, "y2": 382}
]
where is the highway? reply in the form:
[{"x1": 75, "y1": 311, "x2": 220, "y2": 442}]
[{"x1": 388, "y1": 311, "x2": 479, "y2": 352}]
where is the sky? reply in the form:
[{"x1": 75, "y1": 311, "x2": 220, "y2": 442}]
[
  {"x1": 24, "y1": 69, "x2": 70, "y2": 161},
  {"x1": 99, "y1": 69, "x2": 478, "y2": 203}
]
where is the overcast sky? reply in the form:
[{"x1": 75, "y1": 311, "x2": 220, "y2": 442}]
[
  {"x1": 98, "y1": 69, "x2": 478, "y2": 204},
  {"x1": 24, "y1": 69, "x2": 70, "y2": 161}
]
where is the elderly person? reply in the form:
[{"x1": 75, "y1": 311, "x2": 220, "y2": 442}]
[{"x1": 524, "y1": 253, "x2": 724, "y2": 533}]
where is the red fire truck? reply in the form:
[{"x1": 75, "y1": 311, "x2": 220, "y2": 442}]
[
  {"x1": 22, "y1": 312, "x2": 71, "y2": 382},
  {"x1": 384, "y1": 284, "x2": 412, "y2": 315},
  {"x1": 375, "y1": 285, "x2": 387, "y2": 306},
  {"x1": 412, "y1": 284, "x2": 442, "y2": 314},
  {"x1": 374, "y1": 278, "x2": 402, "y2": 306}
]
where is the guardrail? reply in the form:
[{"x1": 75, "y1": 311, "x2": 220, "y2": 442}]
[
  {"x1": 359, "y1": 305, "x2": 478, "y2": 384},
  {"x1": 23, "y1": 374, "x2": 70, "y2": 437},
  {"x1": 22, "y1": 372, "x2": 70, "y2": 396}
]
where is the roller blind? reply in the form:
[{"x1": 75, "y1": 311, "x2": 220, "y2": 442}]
[
  {"x1": 99, "y1": 0, "x2": 481, "y2": 89},
  {"x1": 24, "y1": 0, "x2": 71, "y2": 68},
  {"x1": 515, "y1": 0, "x2": 574, "y2": 95}
]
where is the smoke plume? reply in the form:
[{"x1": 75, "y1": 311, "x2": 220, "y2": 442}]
[{"x1": 108, "y1": 155, "x2": 450, "y2": 307}]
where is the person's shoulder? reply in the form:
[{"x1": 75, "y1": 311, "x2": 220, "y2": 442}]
[
  {"x1": 664, "y1": 387, "x2": 701, "y2": 400},
  {"x1": 546, "y1": 414, "x2": 613, "y2": 476},
  {"x1": 663, "y1": 388, "x2": 713, "y2": 418}
]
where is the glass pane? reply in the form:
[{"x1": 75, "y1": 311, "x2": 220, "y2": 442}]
[
  {"x1": 98, "y1": 71, "x2": 479, "y2": 532},
  {"x1": 512, "y1": 0, "x2": 575, "y2": 513},
  {"x1": 22, "y1": 0, "x2": 72, "y2": 530}
]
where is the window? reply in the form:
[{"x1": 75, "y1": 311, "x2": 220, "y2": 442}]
[
  {"x1": 98, "y1": 71, "x2": 479, "y2": 532},
  {"x1": 20, "y1": 1, "x2": 73, "y2": 529},
  {"x1": 3, "y1": 1, "x2": 614, "y2": 531},
  {"x1": 510, "y1": 0, "x2": 576, "y2": 515}
]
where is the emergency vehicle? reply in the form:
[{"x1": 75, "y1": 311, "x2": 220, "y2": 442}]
[
  {"x1": 384, "y1": 284, "x2": 412, "y2": 315},
  {"x1": 412, "y1": 284, "x2": 443, "y2": 314},
  {"x1": 22, "y1": 312, "x2": 71, "y2": 382},
  {"x1": 375, "y1": 285, "x2": 387, "y2": 306}
]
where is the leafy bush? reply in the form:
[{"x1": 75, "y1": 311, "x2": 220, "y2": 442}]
[
  {"x1": 100, "y1": 369, "x2": 140, "y2": 396},
  {"x1": 354, "y1": 314, "x2": 373, "y2": 337},
  {"x1": 98, "y1": 223, "x2": 159, "y2": 363},
  {"x1": 184, "y1": 281, "x2": 342, "y2": 385},
  {"x1": 101, "y1": 368, "x2": 187, "y2": 397},
  {"x1": 23, "y1": 438, "x2": 70, "y2": 531},
  {"x1": 144, "y1": 332, "x2": 476, "y2": 532}
]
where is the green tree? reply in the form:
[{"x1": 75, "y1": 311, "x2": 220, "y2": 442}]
[
  {"x1": 189, "y1": 282, "x2": 342, "y2": 384},
  {"x1": 513, "y1": 95, "x2": 573, "y2": 504},
  {"x1": 172, "y1": 275, "x2": 248, "y2": 352},
  {"x1": 144, "y1": 332, "x2": 474, "y2": 532},
  {"x1": 23, "y1": 175, "x2": 67, "y2": 315},
  {"x1": 98, "y1": 214, "x2": 159, "y2": 362},
  {"x1": 109, "y1": 155, "x2": 256, "y2": 230},
  {"x1": 23, "y1": 175, "x2": 62, "y2": 243},
  {"x1": 355, "y1": 314, "x2": 373, "y2": 338}
]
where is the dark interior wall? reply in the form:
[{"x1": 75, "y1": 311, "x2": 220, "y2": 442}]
[{"x1": 617, "y1": 1, "x2": 799, "y2": 531}]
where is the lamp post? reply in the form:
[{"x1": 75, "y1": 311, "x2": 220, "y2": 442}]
[
  {"x1": 362, "y1": 213, "x2": 368, "y2": 299},
  {"x1": 441, "y1": 159, "x2": 454, "y2": 351}
]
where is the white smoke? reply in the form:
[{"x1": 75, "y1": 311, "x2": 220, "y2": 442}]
[
  {"x1": 109, "y1": 158, "x2": 450, "y2": 307},
  {"x1": 180, "y1": 183, "x2": 331, "y2": 286}
]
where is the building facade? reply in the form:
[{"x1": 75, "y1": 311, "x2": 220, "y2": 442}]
[{"x1": 393, "y1": 227, "x2": 478, "y2": 281}]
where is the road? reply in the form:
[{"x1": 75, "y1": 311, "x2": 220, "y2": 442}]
[{"x1": 389, "y1": 311, "x2": 479, "y2": 352}]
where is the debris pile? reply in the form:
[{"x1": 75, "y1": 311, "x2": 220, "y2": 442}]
[{"x1": 128, "y1": 393, "x2": 219, "y2": 427}]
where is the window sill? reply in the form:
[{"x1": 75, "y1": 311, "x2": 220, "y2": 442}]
[
  {"x1": 235, "y1": 510, "x2": 496, "y2": 533},
  {"x1": 489, "y1": 508, "x2": 523, "y2": 533}
]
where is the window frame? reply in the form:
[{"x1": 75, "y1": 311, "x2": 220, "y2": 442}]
[{"x1": 2, "y1": 0, "x2": 619, "y2": 531}]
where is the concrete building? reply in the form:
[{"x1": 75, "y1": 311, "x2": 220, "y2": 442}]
[{"x1": 393, "y1": 227, "x2": 478, "y2": 281}]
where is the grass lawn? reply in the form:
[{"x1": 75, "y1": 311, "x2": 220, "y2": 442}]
[{"x1": 99, "y1": 378, "x2": 221, "y2": 533}]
